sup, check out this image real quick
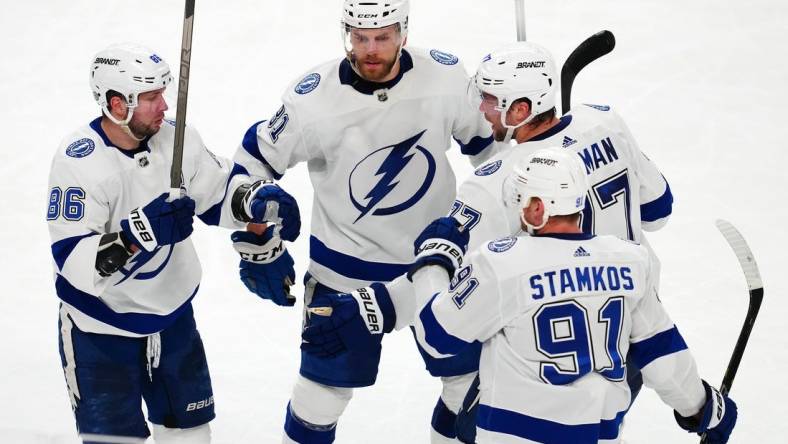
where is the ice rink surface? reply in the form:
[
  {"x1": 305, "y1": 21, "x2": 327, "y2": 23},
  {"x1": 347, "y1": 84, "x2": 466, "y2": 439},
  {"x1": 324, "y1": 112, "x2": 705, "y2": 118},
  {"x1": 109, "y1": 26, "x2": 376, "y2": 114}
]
[{"x1": 1, "y1": 0, "x2": 786, "y2": 442}]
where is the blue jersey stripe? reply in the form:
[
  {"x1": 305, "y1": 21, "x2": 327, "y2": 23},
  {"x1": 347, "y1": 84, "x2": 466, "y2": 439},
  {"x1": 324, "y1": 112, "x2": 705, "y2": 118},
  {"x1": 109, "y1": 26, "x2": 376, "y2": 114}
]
[
  {"x1": 241, "y1": 121, "x2": 284, "y2": 180},
  {"x1": 418, "y1": 293, "x2": 474, "y2": 356},
  {"x1": 51, "y1": 233, "x2": 97, "y2": 271},
  {"x1": 55, "y1": 275, "x2": 197, "y2": 335},
  {"x1": 309, "y1": 235, "x2": 409, "y2": 282},
  {"x1": 640, "y1": 180, "x2": 673, "y2": 222},
  {"x1": 197, "y1": 162, "x2": 249, "y2": 226},
  {"x1": 477, "y1": 404, "x2": 626, "y2": 443},
  {"x1": 455, "y1": 135, "x2": 493, "y2": 156},
  {"x1": 629, "y1": 325, "x2": 688, "y2": 369}
]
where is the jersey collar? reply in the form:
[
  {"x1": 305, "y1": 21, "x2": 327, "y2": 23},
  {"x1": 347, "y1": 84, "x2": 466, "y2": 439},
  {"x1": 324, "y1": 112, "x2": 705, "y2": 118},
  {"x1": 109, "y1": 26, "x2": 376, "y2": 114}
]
[
  {"x1": 529, "y1": 115, "x2": 573, "y2": 141},
  {"x1": 535, "y1": 232, "x2": 595, "y2": 241},
  {"x1": 89, "y1": 117, "x2": 152, "y2": 158},
  {"x1": 338, "y1": 49, "x2": 414, "y2": 95}
]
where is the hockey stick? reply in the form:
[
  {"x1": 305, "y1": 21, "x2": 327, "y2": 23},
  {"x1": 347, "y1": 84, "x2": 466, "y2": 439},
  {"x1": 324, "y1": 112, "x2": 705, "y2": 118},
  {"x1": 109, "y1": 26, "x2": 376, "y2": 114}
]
[
  {"x1": 699, "y1": 220, "x2": 764, "y2": 443},
  {"x1": 561, "y1": 30, "x2": 616, "y2": 115},
  {"x1": 514, "y1": 0, "x2": 526, "y2": 41},
  {"x1": 169, "y1": 0, "x2": 196, "y2": 200}
]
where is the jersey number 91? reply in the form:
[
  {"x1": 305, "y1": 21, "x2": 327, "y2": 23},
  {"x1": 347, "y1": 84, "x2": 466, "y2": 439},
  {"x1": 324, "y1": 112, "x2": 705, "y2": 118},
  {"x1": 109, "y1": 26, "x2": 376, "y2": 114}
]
[{"x1": 533, "y1": 297, "x2": 626, "y2": 385}]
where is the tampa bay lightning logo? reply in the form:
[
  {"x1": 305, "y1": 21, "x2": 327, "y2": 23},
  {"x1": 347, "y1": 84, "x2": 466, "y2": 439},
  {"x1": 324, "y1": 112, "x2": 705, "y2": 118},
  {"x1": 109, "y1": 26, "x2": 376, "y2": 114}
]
[
  {"x1": 474, "y1": 160, "x2": 502, "y2": 176},
  {"x1": 430, "y1": 49, "x2": 459, "y2": 66},
  {"x1": 584, "y1": 103, "x2": 611, "y2": 111},
  {"x1": 295, "y1": 73, "x2": 321, "y2": 95},
  {"x1": 488, "y1": 236, "x2": 517, "y2": 253},
  {"x1": 66, "y1": 138, "x2": 95, "y2": 158},
  {"x1": 115, "y1": 245, "x2": 174, "y2": 285},
  {"x1": 349, "y1": 130, "x2": 436, "y2": 223}
]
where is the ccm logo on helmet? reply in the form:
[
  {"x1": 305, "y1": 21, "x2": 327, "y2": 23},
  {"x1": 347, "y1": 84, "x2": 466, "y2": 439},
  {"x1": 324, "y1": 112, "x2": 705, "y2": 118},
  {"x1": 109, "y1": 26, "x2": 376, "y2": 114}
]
[
  {"x1": 530, "y1": 157, "x2": 558, "y2": 166},
  {"x1": 516, "y1": 61, "x2": 546, "y2": 69},
  {"x1": 94, "y1": 57, "x2": 120, "y2": 66},
  {"x1": 358, "y1": 13, "x2": 378, "y2": 18}
]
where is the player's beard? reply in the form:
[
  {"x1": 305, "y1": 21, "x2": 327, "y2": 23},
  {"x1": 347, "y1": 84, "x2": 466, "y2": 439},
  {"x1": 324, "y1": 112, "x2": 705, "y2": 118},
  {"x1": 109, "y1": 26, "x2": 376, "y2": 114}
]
[
  {"x1": 356, "y1": 54, "x2": 398, "y2": 82},
  {"x1": 493, "y1": 126, "x2": 509, "y2": 142},
  {"x1": 128, "y1": 116, "x2": 162, "y2": 139}
]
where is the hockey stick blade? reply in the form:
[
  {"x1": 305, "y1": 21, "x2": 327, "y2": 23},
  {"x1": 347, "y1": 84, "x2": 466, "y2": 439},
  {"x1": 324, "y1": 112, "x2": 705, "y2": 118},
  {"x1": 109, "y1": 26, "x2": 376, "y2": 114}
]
[
  {"x1": 699, "y1": 220, "x2": 764, "y2": 443},
  {"x1": 561, "y1": 30, "x2": 616, "y2": 115}
]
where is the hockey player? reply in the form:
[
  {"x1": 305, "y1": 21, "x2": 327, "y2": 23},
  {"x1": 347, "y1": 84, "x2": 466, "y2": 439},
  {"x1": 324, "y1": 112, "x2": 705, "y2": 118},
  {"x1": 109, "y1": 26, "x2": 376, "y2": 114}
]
[
  {"x1": 302, "y1": 147, "x2": 737, "y2": 443},
  {"x1": 462, "y1": 40, "x2": 672, "y2": 247},
  {"x1": 231, "y1": 1, "x2": 497, "y2": 442},
  {"x1": 47, "y1": 43, "x2": 299, "y2": 444},
  {"x1": 301, "y1": 40, "x2": 673, "y2": 442}
]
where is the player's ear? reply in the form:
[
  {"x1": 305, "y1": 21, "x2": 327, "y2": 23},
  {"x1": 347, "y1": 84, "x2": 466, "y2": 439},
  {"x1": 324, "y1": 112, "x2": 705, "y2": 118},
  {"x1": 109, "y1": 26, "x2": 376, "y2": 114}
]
[
  {"x1": 530, "y1": 197, "x2": 546, "y2": 225},
  {"x1": 109, "y1": 95, "x2": 127, "y2": 119},
  {"x1": 513, "y1": 100, "x2": 532, "y2": 124}
]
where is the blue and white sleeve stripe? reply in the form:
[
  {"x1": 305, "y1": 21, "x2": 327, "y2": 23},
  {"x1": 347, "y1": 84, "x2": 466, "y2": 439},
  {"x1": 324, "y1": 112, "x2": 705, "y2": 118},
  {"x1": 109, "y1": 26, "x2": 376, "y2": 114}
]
[
  {"x1": 414, "y1": 293, "x2": 475, "y2": 358},
  {"x1": 629, "y1": 325, "x2": 688, "y2": 370},
  {"x1": 197, "y1": 162, "x2": 249, "y2": 227},
  {"x1": 240, "y1": 121, "x2": 284, "y2": 180},
  {"x1": 641, "y1": 177, "x2": 673, "y2": 231}
]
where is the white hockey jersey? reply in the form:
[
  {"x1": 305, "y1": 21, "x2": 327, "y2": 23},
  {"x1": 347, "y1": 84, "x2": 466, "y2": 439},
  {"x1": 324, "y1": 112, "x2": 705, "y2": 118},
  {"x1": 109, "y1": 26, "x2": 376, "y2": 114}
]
[
  {"x1": 452, "y1": 104, "x2": 673, "y2": 247},
  {"x1": 234, "y1": 48, "x2": 496, "y2": 291},
  {"x1": 47, "y1": 118, "x2": 248, "y2": 337},
  {"x1": 413, "y1": 234, "x2": 705, "y2": 443}
]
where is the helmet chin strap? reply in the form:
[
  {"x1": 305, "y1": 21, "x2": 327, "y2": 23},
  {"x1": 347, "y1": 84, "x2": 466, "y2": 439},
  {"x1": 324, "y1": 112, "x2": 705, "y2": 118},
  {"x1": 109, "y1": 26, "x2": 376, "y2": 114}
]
[
  {"x1": 102, "y1": 106, "x2": 144, "y2": 141},
  {"x1": 499, "y1": 106, "x2": 534, "y2": 144}
]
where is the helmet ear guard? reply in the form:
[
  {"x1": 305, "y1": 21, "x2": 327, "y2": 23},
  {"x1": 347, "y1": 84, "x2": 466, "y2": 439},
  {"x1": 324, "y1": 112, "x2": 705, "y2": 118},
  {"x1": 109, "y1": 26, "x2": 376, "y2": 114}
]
[{"x1": 503, "y1": 147, "x2": 588, "y2": 234}]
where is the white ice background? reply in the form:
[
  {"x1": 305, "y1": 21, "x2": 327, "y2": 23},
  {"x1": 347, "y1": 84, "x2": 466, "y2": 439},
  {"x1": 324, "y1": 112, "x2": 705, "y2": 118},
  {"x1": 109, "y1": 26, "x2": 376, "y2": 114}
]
[{"x1": 1, "y1": 0, "x2": 786, "y2": 442}]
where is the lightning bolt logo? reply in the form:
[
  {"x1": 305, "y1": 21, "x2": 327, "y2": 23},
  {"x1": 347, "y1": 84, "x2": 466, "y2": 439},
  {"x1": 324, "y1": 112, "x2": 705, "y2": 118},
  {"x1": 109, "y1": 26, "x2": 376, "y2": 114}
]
[
  {"x1": 115, "y1": 245, "x2": 174, "y2": 285},
  {"x1": 349, "y1": 130, "x2": 435, "y2": 223}
]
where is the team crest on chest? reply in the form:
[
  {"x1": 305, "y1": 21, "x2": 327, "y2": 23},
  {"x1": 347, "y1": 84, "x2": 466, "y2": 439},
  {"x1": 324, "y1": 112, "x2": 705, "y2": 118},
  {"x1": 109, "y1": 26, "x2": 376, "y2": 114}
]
[
  {"x1": 66, "y1": 138, "x2": 95, "y2": 158},
  {"x1": 488, "y1": 237, "x2": 517, "y2": 253},
  {"x1": 474, "y1": 160, "x2": 502, "y2": 176},
  {"x1": 430, "y1": 49, "x2": 459, "y2": 65},
  {"x1": 348, "y1": 130, "x2": 436, "y2": 223},
  {"x1": 295, "y1": 73, "x2": 321, "y2": 95}
]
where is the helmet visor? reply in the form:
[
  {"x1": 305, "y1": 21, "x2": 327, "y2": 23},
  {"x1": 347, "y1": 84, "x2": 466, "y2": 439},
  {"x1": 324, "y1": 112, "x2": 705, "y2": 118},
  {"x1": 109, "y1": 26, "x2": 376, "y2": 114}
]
[{"x1": 467, "y1": 76, "x2": 503, "y2": 113}]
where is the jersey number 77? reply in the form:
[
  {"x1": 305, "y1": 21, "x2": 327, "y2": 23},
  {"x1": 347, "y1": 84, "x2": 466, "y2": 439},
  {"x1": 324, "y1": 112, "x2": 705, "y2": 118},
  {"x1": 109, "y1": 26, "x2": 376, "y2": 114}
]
[{"x1": 580, "y1": 169, "x2": 634, "y2": 241}]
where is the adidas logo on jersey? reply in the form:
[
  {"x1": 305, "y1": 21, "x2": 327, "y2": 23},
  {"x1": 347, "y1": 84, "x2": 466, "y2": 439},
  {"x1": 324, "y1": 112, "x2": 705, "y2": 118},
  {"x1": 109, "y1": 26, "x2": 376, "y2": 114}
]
[
  {"x1": 574, "y1": 246, "x2": 590, "y2": 257},
  {"x1": 562, "y1": 136, "x2": 577, "y2": 148}
]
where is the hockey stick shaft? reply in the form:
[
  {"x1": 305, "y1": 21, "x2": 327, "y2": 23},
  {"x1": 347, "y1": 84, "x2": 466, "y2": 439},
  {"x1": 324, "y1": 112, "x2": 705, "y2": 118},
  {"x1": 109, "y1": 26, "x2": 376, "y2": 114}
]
[
  {"x1": 514, "y1": 0, "x2": 526, "y2": 41},
  {"x1": 560, "y1": 30, "x2": 615, "y2": 115},
  {"x1": 169, "y1": 0, "x2": 196, "y2": 200},
  {"x1": 720, "y1": 288, "x2": 763, "y2": 395},
  {"x1": 700, "y1": 220, "x2": 764, "y2": 443}
]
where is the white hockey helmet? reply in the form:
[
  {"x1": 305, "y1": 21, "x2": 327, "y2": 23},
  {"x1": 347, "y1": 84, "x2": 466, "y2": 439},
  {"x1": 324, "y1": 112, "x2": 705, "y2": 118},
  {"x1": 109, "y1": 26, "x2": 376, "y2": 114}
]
[
  {"x1": 89, "y1": 43, "x2": 172, "y2": 127},
  {"x1": 342, "y1": 0, "x2": 409, "y2": 35},
  {"x1": 472, "y1": 41, "x2": 557, "y2": 135},
  {"x1": 503, "y1": 147, "x2": 588, "y2": 233}
]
